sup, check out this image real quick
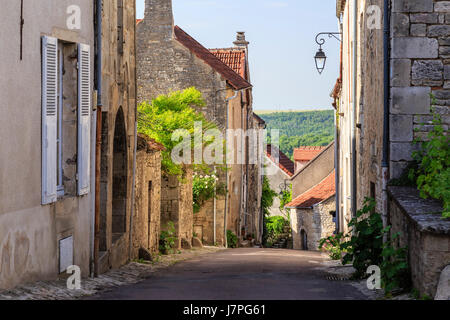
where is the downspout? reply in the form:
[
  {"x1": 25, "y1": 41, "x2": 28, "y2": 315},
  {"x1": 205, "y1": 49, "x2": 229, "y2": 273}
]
[
  {"x1": 381, "y1": 0, "x2": 391, "y2": 230},
  {"x1": 129, "y1": 4, "x2": 138, "y2": 261},
  {"x1": 351, "y1": 0, "x2": 358, "y2": 218},
  {"x1": 93, "y1": 0, "x2": 102, "y2": 277},
  {"x1": 334, "y1": 107, "x2": 340, "y2": 233},
  {"x1": 213, "y1": 166, "x2": 217, "y2": 245},
  {"x1": 224, "y1": 89, "x2": 240, "y2": 248}
]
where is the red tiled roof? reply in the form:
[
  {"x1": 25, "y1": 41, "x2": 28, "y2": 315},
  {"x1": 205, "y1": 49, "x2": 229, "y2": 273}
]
[
  {"x1": 137, "y1": 133, "x2": 165, "y2": 152},
  {"x1": 286, "y1": 171, "x2": 336, "y2": 209},
  {"x1": 294, "y1": 146, "x2": 327, "y2": 162},
  {"x1": 265, "y1": 144, "x2": 295, "y2": 177},
  {"x1": 174, "y1": 26, "x2": 252, "y2": 90},
  {"x1": 210, "y1": 48, "x2": 246, "y2": 79},
  {"x1": 136, "y1": 19, "x2": 143, "y2": 25}
]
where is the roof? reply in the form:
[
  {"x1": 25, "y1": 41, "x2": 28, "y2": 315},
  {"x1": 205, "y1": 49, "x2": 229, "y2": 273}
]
[
  {"x1": 286, "y1": 171, "x2": 336, "y2": 209},
  {"x1": 265, "y1": 144, "x2": 295, "y2": 177},
  {"x1": 174, "y1": 26, "x2": 252, "y2": 90},
  {"x1": 136, "y1": 19, "x2": 143, "y2": 25},
  {"x1": 210, "y1": 48, "x2": 246, "y2": 78},
  {"x1": 294, "y1": 146, "x2": 327, "y2": 162},
  {"x1": 137, "y1": 133, "x2": 165, "y2": 152},
  {"x1": 252, "y1": 113, "x2": 266, "y2": 125}
]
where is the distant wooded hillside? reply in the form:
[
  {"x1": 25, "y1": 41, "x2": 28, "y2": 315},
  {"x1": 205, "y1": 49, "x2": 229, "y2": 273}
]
[{"x1": 257, "y1": 110, "x2": 335, "y2": 160}]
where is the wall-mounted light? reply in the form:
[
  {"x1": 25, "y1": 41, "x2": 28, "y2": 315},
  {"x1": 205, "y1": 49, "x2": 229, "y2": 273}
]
[{"x1": 314, "y1": 32, "x2": 341, "y2": 75}]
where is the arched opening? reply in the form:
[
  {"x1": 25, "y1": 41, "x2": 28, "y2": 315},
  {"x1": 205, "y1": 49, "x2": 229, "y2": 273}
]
[
  {"x1": 300, "y1": 229, "x2": 308, "y2": 250},
  {"x1": 112, "y1": 108, "x2": 127, "y2": 243}
]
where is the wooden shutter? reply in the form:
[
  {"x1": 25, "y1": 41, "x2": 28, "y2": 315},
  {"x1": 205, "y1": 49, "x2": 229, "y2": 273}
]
[
  {"x1": 41, "y1": 36, "x2": 58, "y2": 205},
  {"x1": 77, "y1": 43, "x2": 91, "y2": 196}
]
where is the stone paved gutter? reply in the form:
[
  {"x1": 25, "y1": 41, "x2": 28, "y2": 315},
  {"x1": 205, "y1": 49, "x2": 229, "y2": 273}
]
[{"x1": 0, "y1": 247, "x2": 225, "y2": 300}]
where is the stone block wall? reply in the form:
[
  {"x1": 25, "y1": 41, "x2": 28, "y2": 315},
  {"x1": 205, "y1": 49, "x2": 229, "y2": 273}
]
[
  {"x1": 160, "y1": 168, "x2": 193, "y2": 249},
  {"x1": 390, "y1": 0, "x2": 450, "y2": 178},
  {"x1": 389, "y1": 186, "x2": 450, "y2": 298},
  {"x1": 291, "y1": 197, "x2": 336, "y2": 251},
  {"x1": 132, "y1": 146, "x2": 162, "y2": 258}
]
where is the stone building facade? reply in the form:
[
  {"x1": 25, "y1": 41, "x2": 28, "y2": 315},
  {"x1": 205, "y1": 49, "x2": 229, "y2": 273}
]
[
  {"x1": 137, "y1": 0, "x2": 257, "y2": 247},
  {"x1": 286, "y1": 145, "x2": 336, "y2": 251},
  {"x1": 335, "y1": 0, "x2": 450, "y2": 230},
  {"x1": 0, "y1": 1, "x2": 95, "y2": 289},
  {"x1": 334, "y1": 0, "x2": 450, "y2": 297},
  {"x1": 96, "y1": 0, "x2": 137, "y2": 273},
  {"x1": 132, "y1": 134, "x2": 163, "y2": 258},
  {"x1": 264, "y1": 145, "x2": 294, "y2": 218}
]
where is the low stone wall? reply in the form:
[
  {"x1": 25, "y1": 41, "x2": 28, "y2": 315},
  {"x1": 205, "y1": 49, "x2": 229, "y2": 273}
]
[
  {"x1": 388, "y1": 186, "x2": 450, "y2": 298},
  {"x1": 133, "y1": 147, "x2": 162, "y2": 258}
]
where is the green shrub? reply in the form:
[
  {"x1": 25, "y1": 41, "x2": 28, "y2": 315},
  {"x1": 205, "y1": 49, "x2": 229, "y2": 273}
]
[
  {"x1": 409, "y1": 96, "x2": 450, "y2": 218},
  {"x1": 319, "y1": 233, "x2": 347, "y2": 260},
  {"x1": 227, "y1": 230, "x2": 238, "y2": 248},
  {"x1": 263, "y1": 216, "x2": 290, "y2": 247},
  {"x1": 159, "y1": 222, "x2": 177, "y2": 255},
  {"x1": 193, "y1": 173, "x2": 226, "y2": 213}
]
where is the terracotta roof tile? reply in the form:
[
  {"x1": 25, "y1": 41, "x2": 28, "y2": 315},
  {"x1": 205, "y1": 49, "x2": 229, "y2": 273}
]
[
  {"x1": 137, "y1": 133, "x2": 165, "y2": 152},
  {"x1": 210, "y1": 48, "x2": 246, "y2": 79},
  {"x1": 294, "y1": 146, "x2": 327, "y2": 162},
  {"x1": 286, "y1": 171, "x2": 336, "y2": 209},
  {"x1": 265, "y1": 144, "x2": 295, "y2": 177},
  {"x1": 174, "y1": 26, "x2": 252, "y2": 91}
]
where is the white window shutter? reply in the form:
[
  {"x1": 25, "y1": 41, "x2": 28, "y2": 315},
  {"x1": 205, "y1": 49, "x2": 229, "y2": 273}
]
[
  {"x1": 42, "y1": 36, "x2": 58, "y2": 205},
  {"x1": 77, "y1": 43, "x2": 91, "y2": 196}
]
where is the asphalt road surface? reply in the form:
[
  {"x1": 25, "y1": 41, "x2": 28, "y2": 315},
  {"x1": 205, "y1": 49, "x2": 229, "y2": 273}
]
[{"x1": 89, "y1": 248, "x2": 367, "y2": 300}]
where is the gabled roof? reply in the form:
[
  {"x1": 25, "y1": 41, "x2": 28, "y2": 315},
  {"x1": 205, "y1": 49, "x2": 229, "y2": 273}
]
[
  {"x1": 294, "y1": 146, "x2": 327, "y2": 162},
  {"x1": 174, "y1": 26, "x2": 252, "y2": 90},
  {"x1": 210, "y1": 48, "x2": 246, "y2": 79},
  {"x1": 265, "y1": 144, "x2": 295, "y2": 177},
  {"x1": 286, "y1": 171, "x2": 336, "y2": 209},
  {"x1": 253, "y1": 113, "x2": 266, "y2": 125}
]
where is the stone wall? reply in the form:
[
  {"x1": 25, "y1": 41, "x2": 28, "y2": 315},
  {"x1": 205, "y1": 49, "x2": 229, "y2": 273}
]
[
  {"x1": 388, "y1": 186, "x2": 450, "y2": 298},
  {"x1": 98, "y1": 0, "x2": 137, "y2": 273},
  {"x1": 0, "y1": 0, "x2": 95, "y2": 289},
  {"x1": 291, "y1": 142, "x2": 335, "y2": 199},
  {"x1": 132, "y1": 142, "x2": 162, "y2": 258},
  {"x1": 390, "y1": 0, "x2": 450, "y2": 179},
  {"x1": 160, "y1": 169, "x2": 193, "y2": 249},
  {"x1": 291, "y1": 197, "x2": 336, "y2": 251}
]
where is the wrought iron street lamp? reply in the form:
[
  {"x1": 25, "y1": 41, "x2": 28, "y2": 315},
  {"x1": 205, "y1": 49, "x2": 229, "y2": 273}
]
[{"x1": 314, "y1": 32, "x2": 341, "y2": 75}]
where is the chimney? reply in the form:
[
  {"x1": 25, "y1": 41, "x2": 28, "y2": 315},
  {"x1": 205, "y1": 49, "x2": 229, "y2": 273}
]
[
  {"x1": 233, "y1": 31, "x2": 249, "y2": 48},
  {"x1": 144, "y1": 0, "x2": 174, "y2": 39}
]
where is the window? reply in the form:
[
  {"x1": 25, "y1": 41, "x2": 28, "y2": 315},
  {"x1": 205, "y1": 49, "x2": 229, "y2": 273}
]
[
  {"x1": 57, "y1": 45, "x2": 64, "y2": 196},
  {"x1": 117, "y1": 0, "x2": 124, "y2": 55},
  {"x1": 41, "y1": 36, "x2": 91, "y2": 205}
]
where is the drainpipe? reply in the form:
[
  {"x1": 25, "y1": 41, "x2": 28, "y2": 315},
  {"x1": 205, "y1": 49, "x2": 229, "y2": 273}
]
[
  {"x1": 224, "y1": 89, "x2": 240, "y2": 248},
  {"x1": 351, "y1": 0, "x2": 358, "y2": 218},
  {"x1": 129, "y1": 4, "x2": 138, "y2": 261},
  {"x1": 381, "y1": 0, "x2": 391, "y2": 230},
  {"x1": 93, "y1": 0, "x2": 102, "y2": 277},
  {"x1": 213, "y1": 166, "x2": 217, "y2": 245},
  {"x1": 334, "y1": 108, "x2": 340, "y2": 233}
]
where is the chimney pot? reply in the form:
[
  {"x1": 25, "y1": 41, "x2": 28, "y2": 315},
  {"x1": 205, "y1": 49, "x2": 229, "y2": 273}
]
[{"x1": 233, "y1": 31, "x2": 249, "y2": 47}]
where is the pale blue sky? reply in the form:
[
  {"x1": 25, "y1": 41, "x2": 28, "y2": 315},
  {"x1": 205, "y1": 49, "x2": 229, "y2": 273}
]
[{"x1": 136, "y1": 0, "x2": 340, "y2": 111}]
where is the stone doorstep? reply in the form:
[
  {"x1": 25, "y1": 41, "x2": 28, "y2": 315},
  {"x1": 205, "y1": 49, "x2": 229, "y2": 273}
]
[{"x1": 0, "y1": 247, "x2": 225, "y2": 301}]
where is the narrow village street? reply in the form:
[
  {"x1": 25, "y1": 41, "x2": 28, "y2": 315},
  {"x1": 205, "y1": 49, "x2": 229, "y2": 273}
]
[
  {"x1": 88, "y1": 248, "x2": 368, "y2": 300},
  {"x1": 1, "y1": 0, "x2": 449, "y2": 305}
]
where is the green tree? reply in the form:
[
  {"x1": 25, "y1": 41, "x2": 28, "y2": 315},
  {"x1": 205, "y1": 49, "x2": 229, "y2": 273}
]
[{"x1": 138, "y1": 87, "x2": 220, "y2": 176}]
